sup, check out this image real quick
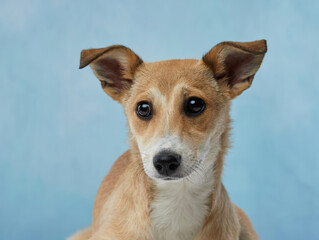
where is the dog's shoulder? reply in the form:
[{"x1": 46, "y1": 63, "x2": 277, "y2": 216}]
[
  {"x1": 234, "y1": 204, "x2": 259, "y2": 240},
  {"x1": 92, "y1": 150, "x2": 131, "y2": 230}
]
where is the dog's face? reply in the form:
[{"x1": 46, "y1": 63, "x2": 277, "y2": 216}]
[
  {"x1": 124, "y1": 60, "x2": 229, "y2": 180},
  {"x1": 80, "y1": 40, "x2": 267, "y2": 181}
]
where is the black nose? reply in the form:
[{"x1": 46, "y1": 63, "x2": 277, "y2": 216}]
[{"x1": 153, "y1": 151, "x2": 181, "y2": 176}]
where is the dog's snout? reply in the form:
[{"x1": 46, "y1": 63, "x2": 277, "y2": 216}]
[{"x1": 153, "y1": 151, "x2": 181, "y2": 176}]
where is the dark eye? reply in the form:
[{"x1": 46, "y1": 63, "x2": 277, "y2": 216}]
[
  {"x1": 136, "y1": 101, "x2": 153, "y2": 120},
  {"x1": 184, "y1": 97, "x2": 206, "y2": 117}
]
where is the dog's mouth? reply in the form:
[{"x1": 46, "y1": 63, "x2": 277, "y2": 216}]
[
  {"x1": 161, "y1": 176, "x2": 182, "y2": 181},
  {"x1": 153, "y1": 169, "x2": 194, "y2": 181},
  {"x1": 150, "y1": 170, "x2": 187, "y2": 181},
  {"x1": 162, "y1": 177, "x2": 175, "y2": 181},
  {"x1": 155, "y1": 176, "x2": 184, "y2": 182}
]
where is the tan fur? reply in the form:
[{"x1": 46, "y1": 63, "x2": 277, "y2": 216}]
[
  {"x1": 89, "y1": 148, "x2": 152, "y2": 240},
  {"x1": 69, "y1": 40, "x2": 266, "y2": 240}
]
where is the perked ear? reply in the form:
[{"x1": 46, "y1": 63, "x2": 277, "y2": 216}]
[
  {"x1": 203, "y1": 40, "x2": 267, "y2": 99},
  {"x1": 79, "y1": 45, "x2": 143, "y2": 102}
]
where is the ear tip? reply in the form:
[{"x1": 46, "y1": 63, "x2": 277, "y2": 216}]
[
  {"x1": 79, "y1": 62, "x2": 85, "y2": 69},
  {"x1": 260, "y1": 39, "x2": 267, "y2": 53},
  {"x1": 79, "y1": 62, "x2": 86, "y2": 69},
  {"x1": 78, "y1": 46, "x2": 124, "y2": 69},
  {"x1": 79, "y1": 49, "x2": 90, "y2": 69},
  {"x1": 216, "y1": 39, "x2": 268, "y2": 55}
]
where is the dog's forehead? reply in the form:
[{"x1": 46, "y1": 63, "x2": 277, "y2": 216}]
[{"x1": 134, "y1": 59, "x2": 217, "y2": 95}]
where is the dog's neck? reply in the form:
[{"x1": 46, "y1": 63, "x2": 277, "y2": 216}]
[{"x1": 149, "y1": 169, "x2": 215, "y2": 240}]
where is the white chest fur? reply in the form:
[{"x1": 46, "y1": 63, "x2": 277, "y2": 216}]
[{"x1": 150, "y1": 176, "x2": 214, "y2": 240}]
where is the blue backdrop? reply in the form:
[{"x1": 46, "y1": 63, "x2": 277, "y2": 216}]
[{"x1": 1, "y1": 0, "x2": 318, "y2": 239}]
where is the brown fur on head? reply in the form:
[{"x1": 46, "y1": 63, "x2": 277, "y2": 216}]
[{"x1": 80, "y1": 40, "x2": 267, "y2": 182}]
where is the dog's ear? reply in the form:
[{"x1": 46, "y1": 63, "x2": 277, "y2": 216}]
[
  {"x1": 203, "y1": 40, "x2": 267, "y2": 99},
  {"x1": 79, "y1": 45, "x2": 143, "y2": 102}
]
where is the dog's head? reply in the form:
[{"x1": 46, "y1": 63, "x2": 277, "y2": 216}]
[{"x1": 80, "y1": 40, "x2": 267, "y2": 181}]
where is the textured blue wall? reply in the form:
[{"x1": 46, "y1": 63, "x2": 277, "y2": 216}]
[{"x1": 1, "y1": 0, "x2": 318, "y2": 239}]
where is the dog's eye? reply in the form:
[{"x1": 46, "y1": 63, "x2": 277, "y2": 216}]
[
  {"x1": 136, "y1": 101, "x2": 153, "y2": 120},
  {"x1": 184, "y1": 97, "x2": 206, "y2": 117}
]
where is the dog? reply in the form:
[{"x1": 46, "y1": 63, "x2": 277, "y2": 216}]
[{"x1": 68, "y1": 39, "x2": 267, "y2": 240}]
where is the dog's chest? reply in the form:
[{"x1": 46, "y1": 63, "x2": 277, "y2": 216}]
[{"x1": 150, "y1": 180, "x2": 213, "y2": 240}]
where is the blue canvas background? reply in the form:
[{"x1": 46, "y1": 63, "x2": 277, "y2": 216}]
[{"x1": 1, "y1": 0, "x2": 318, "y2": 239}]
